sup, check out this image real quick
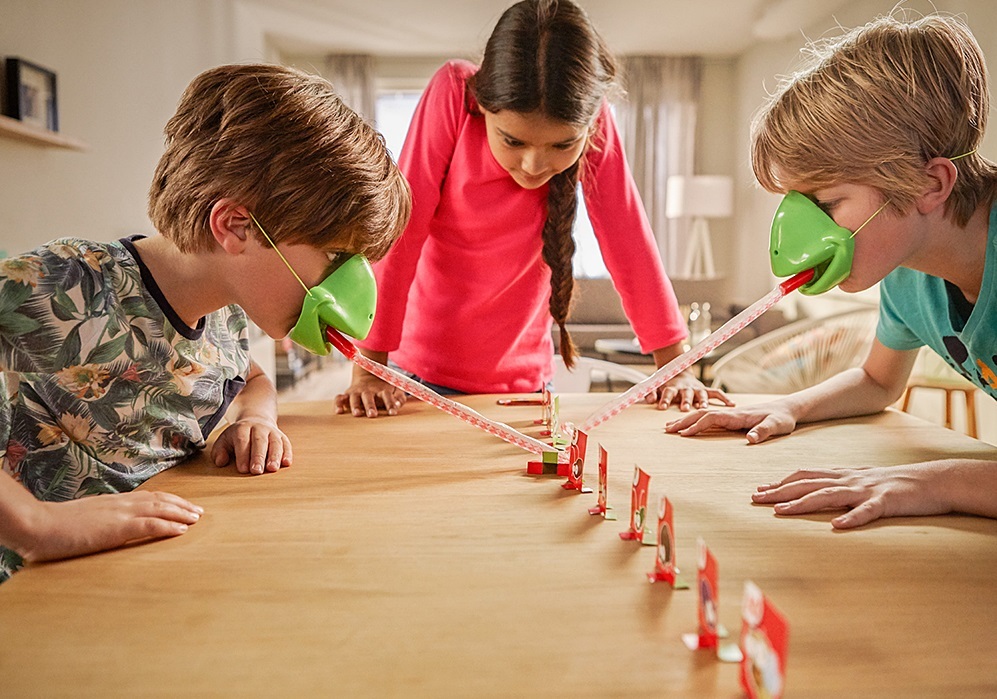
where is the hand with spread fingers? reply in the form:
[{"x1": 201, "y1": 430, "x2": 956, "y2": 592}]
[
  {"x1": 651, "y1": 369, "x2": 735, "y2": 412},
  {"x1": 750, "y1": 460, "x2": 997, "y2": 529},
  {"x1": 664, "y1": 401, "x2": 796, "y2": 443}
]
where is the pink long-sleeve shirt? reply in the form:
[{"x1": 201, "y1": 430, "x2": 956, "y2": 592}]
[{"x1": 360, "y1": 60, "x2": 687, "y2": 393}]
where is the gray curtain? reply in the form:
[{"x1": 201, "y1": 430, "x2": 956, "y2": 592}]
[
  {"x1": 323, "y1": 54, "x2": 376, "y2": 121},
  {"x1": 615, "y1": 56, "x2": 701, "y2": 277}
]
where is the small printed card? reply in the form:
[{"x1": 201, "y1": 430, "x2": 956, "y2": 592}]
[
  {"x1": 647, "y1": 495, "x2": 688, "y2": 587},
  {"x1": 619, "y1": 466, "x2": 650, "y2": 542},
  {"x1": 587, "y1": 445, "x2": 616, "y2": 519},
  {"x1": 562, "y1": 429, "x2": 592, "y2": 492},
  {"x1": 739, "y1": 581, "x2": 790, "y2": 698},
  {"x1": 682, "y1": 538, "x2": 741, "y2": 661}
]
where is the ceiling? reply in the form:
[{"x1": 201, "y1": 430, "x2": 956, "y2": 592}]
[{"x1": 250, "y1": 0, "x2": 854, "y2": 58}]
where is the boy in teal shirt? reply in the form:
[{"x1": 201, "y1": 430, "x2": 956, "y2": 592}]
[{"x1": 667, "y1": 14, "x2": 997, "y2": 529}]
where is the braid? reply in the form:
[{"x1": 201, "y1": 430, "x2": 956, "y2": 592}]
[{"x1": 542, "y1": 161, "x2": 581, "y2": 368}]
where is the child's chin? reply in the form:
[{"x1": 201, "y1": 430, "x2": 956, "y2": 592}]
[{"x1": 837, "y1": 277, "x2": 870, "y2": 294}]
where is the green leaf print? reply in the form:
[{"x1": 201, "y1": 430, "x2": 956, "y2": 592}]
[
  {"x1": 227, "y1": 309, "x2": 248, "y2": 336},
  {"x1": 49, "y1": 286, "x2": 80, "y2": 322},
  {"x1": 121, "y1": 295, "x2": 154, "y2": 320},
  {"x1": 0, "y1": 311, "x2": 41, "y2": 338},
  {"x1": 53, "y1": 325, "x2": 82, "y2": 369},
  {"x1": 0, "y1": 279, "x2": 34, "y2": 314},
  {"x1": 85, "y1": 334, "x2": 128, "y2": 365}
]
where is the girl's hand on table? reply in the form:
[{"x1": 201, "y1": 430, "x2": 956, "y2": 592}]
[
  {"x1": 14, "y1": 492, "x2": 202, "y2": 563},
  {"x1": 664, "y1": 402, "x2": 797, "y2": 442},
  {"x1": 335, "y1": 375, "x2": 408, "y2": 418},
  {"x1": 650, "y1": 369, "x2": 734, "y2": 411},
  {"x1": 751, "y1": 462, "x2": 954, "y2": 529},
  {"x1": 212, "y1": 418, "x2": 292, "y2": 475}
]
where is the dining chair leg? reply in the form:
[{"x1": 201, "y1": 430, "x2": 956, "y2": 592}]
[{"x1": 964, "y1": 389, "x2": 978, "y2": 439}]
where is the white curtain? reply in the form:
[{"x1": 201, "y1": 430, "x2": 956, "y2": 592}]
[
  {"x1": 615, "y1": 56, "x2": 701, "y2": 277},
  {"x1": 323, "y1": 54, "x2": 376, "y2": 121}
]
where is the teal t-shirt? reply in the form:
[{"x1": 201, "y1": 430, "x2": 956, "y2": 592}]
[
  {"x1": 877, "y1": 202, "x2": 997, "y2": 400},
  {"x1": 0, "y1": 237, "x2": 251, "y2": 580}
]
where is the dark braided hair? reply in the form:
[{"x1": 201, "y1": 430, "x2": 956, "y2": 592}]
[{"x1": 469, "y1": 0, "x2": 617, "y2": 368}]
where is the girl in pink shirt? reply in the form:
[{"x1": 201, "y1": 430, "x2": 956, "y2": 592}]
[{"x1": 337, "y1": 0, "x2": 731, "y2": 416}]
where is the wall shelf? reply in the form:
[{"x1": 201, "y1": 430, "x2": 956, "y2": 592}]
[{"x1": 0, "y1": 114, "x2": 88, "y2": 150}]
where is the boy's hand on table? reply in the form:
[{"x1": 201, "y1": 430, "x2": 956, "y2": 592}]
[
  {"x1": 335, "y1": 375, "x2": 407, "y2": 418},
  {"x1": 651, "y1": 370, "x2": 735, "y2": 411},
  {"x1": 15, "y1": 492, "x2": 202, "y2": 563},
  {"x1": 212, "y1": 418, "x2": 292, "y2": 475},
  {"x1": 750, "y1": 462, "x2": 953, "y2": 529},
  {"x1": 664, "y1": 402, "x2": 796, "y2": 443}
]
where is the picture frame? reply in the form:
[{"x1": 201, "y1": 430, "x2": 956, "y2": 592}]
[{"x1": 3, "y1": 57, "x2": 58, "y2": 132}]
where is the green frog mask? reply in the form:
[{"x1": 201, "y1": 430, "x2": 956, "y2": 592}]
[
  {"x1": 769, "y1": 191, "x2": 855, "y2": 296},
  {"x1": 249, "y1": 213, "x2": 377, "y2": 356}
]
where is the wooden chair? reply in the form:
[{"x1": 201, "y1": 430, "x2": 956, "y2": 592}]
[{"x1": 900, "y1": 347, "x2": 979, "y2": 438}]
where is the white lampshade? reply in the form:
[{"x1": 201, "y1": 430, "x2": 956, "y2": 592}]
[{"x1": 665, "y1": 175, "x2": 733, "y2": 219}]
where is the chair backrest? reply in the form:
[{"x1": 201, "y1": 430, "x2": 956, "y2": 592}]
[
  {"x1": 908, "y1": 345, "x2": 978, "y2": 390},
  {"x1": 710, "y1": 307, "x2": 878, "y2": 394},
  {"x1": 553, "y1": 355, "x2": 649, "y2": 393}
]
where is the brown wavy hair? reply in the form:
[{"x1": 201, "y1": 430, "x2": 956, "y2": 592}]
[
  {"x1": 752, "y1": 13, "x2": 997, "y2": 226},
  {"x1": 149, "y1": 63, "x2": 410, "y2": 259},
  {"x1": 468, "y1": 0, "x2": 617, "y2": 368}
]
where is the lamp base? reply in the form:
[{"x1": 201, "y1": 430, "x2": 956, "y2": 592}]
[{"x1": 680, "y1": 217, "x2": 718, "y2": 280}]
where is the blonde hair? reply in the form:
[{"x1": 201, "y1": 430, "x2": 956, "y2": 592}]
[
  {"x1": 752, "y1": 13, "x2": 997, "y2": 226},
  {"x1": 149, "y1": 64, "x2": 410, "y2": 259}
]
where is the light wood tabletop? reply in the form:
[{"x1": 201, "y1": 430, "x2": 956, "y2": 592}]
[{"x1": 2, "y1": 394, "x2": 996, "y2": 698}]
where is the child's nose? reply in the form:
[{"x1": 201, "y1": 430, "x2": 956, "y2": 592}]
[{"x1": 520, "y1": 149, "x2": 546, "y2": 175}]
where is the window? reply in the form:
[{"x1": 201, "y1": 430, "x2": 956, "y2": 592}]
[{"x1": 374, "y1": 90, "x2": 607, "y2": 279}]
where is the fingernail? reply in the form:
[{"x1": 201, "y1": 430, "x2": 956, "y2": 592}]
[
  {"x1": 353, "y1": 409, "x2": 362, "y2": 416},
  {"x1": 252, "y1": 463, "x2": 263, "y2": 475},
  {"x1": 367, "y1": 409, "x2": 376, "y2": 417},
  {"x1": 193, "y1": 505, "x2": 204, "y2": 514},
  {"x1": 177, "y1": 524, "x2": 188, "y2": 533}
]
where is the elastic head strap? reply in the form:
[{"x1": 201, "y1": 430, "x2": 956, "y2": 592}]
[
  {"x1": 950, "y1": 149, "x2": 977, "y2": 161},
  {"x1": 849, "y1": 200, "x2": 891, "y2": 239},
  {"x1": 248, "y1": 212, "x2": 310, "y2": 294}
]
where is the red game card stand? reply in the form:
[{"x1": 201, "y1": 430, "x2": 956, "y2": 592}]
[
  {"x1": 561, "y1": 429, "x2": 592, "y2": 493},
  {"x1": 646, "y1": 495, "x2": 689, "y2": 588},
  {"x1": 739, "y1": 581, "x2": 790, "y2": 699},
  {"x1": 682, "y1": 538, "x2": 742, "y2": 662},
  {"x1": 619, "y1": 466, "x2": 652, "y2": 544},
  {"x1": 587, "y1": 445, "x2": 616, "y2": 520},
  {"x1": 526, "y1": 449, "x2": 569, "y2": 476}
]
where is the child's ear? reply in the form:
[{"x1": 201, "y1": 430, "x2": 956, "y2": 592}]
[
  {"x1": 209, "y1": 198, "x2": 254, "y2": 254},
  {"x1": 916, "y1": 157, "x2": 959, "y2": 215}
]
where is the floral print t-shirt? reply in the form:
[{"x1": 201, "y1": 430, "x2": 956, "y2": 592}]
[{"x1": 0, "y1": 236, "x2": 250, "y2": 580}]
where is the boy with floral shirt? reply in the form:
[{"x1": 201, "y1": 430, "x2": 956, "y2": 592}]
[{"x1": 0, "y1": 63, "x2": 410, "y2": 581}]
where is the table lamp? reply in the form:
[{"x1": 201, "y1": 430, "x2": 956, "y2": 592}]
[{"x1": 665, "y1": 175, "x2": 733, "y2": 279}]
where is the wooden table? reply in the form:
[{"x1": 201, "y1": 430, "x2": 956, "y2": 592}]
[{"x1": 2, "y1": 395, "x2": 996, "y2": 698}]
